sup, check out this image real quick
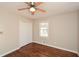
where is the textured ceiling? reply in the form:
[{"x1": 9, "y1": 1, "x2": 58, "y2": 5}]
[{"x1": 0, "y1": 2, "x2": 79, "y2": 19}]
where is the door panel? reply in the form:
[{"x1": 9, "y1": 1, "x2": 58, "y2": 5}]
[{"x1": 19, "y1": 21, "x2": 32, "y2": 47}]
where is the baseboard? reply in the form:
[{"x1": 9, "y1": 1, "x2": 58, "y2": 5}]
[
  {"x1": 19, "y1": 41, "x2": 32, "y2": 48},
  {"x1": 78, "y1": 53, "x2": 79, "y2": 56},
  {"x1": 33, "y1": 41, "x2": 79, "y2": 55},
  {"x1": 0, "y1": 42, "x2": 32, "y2": 57},
  {"x1": 1, "y1": 41, "x2": 79, "y2": 57},
  {"x1": 0, "y1": 47, "x2": 20, "y2": 57}
]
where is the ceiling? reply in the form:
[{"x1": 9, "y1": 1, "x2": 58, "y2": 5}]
[{"x1": 0, "y1": 2, "x2": 79, "y2": 19}]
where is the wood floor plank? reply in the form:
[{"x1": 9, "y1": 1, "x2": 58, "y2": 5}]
[{"x1": 4, "y1": 42, "x2": 78, "y2": 57}]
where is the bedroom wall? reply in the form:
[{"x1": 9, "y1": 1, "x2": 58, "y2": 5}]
[
  {"x1": 77, "y1": 10, "x2": 79, "y2": 53},
  {"x1": 33, "y1": 11, "x2": 78, "y2": 53},
  {"x1": 0, "y1": 9, "x2": 32, "y2": 56}
]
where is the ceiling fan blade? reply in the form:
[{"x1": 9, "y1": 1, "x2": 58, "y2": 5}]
[
  {"x1": 35, "y1": 2, "x2": 43, "y2": 6},
  {"x1": 24, "y1": 2, "x2": 29, "y2": 4},
  {"x1": 37, "y1": 8, "x2": 46, "y2": 13},
  {"x1": 24, "y1": 2, "x2": 31, "y2": 6},
  {"x1": 18, "y1": 7, "x2": 29, "y2": 11}
]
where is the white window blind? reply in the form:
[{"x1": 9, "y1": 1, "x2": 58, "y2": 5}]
[{"x1": 39, "y1": 23, "x2": 48, "y2": 37}]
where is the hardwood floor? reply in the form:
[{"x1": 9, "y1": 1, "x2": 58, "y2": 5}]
[{"x1": 4, "y1": 42, "x2": 78, "y2": 57}]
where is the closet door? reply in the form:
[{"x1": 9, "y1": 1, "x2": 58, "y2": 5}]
[{"x1": 19, "y1": 20, "x2": 32, "y2": 47}]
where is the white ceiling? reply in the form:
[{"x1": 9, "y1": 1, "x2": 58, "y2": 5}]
[{"x1": 0, "y1": 2, "x2": 79, "y2": 19}]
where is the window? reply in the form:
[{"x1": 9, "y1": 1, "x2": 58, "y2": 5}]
[{"x1": 39, "y1": 23, "x2": 48, "y2": 37}]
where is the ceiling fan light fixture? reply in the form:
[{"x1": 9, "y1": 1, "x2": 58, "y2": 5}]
[
  {"x1": 30, "y1": 7, "x2": 36, "y2": 12},
  {"x1": 18, "y1": 2, "x2": 46, "y2": 15}
]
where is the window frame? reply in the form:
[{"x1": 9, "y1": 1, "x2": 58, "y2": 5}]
[{"x1": 39, "y1": 23, "x2": 48, "y2": 37}]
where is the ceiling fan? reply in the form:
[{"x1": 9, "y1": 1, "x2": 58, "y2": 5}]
[{"x1": 18, "y1": 2, "x2": 46, "y2": 15}]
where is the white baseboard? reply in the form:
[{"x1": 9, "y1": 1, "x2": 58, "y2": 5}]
[
  {"x1": 1, "y1": 41, "x2": 79, "y2": 57},
  {"x1": 78, "y1": 53, "x2": 79, "y2": 56},
  {"x1": 0, "y1": 47, "x2": 20, "y2": 57},
  {"x1": 33, "y1": 41, "x2": 79, "y2": 55},
  {"x1": 19, "y1": 41, "x2": 32, "y2": 48},
  {"x1": 0, "y1": 42, "x2": 32, "y2": 57}
]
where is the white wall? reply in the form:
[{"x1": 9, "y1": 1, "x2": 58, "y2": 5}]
[
  {"x1": 33, "y1": 11, "x2": 78, "y2": 53},
  {"x1": 77, "y1": 11, "x2": 79, "y2": 53},
  {"x1": 0, "y1": 9, "x2": 32, "y2": 56}
]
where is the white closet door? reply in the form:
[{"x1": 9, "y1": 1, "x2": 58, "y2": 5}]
[{"x1": 19, "y1": 21, "x2": 32, "y2": 47}]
